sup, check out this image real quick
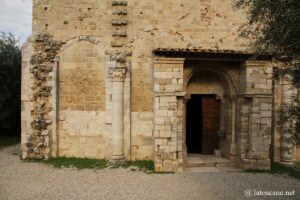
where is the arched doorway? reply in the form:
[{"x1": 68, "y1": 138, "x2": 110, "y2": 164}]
[{"x1": 184, "y1": 66, "x2": 234, "y2": 158}]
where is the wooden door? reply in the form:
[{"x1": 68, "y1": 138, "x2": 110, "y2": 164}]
[{"x1": 202, "y1": 96, "x2": 219, "y2": 154}]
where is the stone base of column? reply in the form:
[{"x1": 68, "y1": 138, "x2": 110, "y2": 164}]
[
  {"x1": 279, "y1": 159, "x2": 295, "y2": 166},
  {"x1": 230, "y1": 143, "x2": 237, "y2": 156},
  {"x1": 109, "y1": 155, "x2": 126, "y2": 164}
]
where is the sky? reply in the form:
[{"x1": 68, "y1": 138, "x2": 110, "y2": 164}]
[{"x1": 0, "y1": 0, "x2": 32, "y2": 44}]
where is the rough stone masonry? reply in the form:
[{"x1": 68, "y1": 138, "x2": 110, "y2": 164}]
[{"x1": 21, "y1": 0, "x2": 300, "y2": 172}]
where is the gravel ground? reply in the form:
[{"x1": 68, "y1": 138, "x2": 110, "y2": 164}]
[{"x1": 0, "y1": 145, "x2": 299, "y2": 200}]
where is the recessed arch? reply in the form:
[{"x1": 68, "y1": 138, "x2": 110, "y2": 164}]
[
  {"x1": 183, "y1": 62, "x2": 238, "y2": 157},
  {"x1": 185, "y1": 63, "x2": 238, "y2": 97},
  {"x1": 55, "y1": 36, "x2": 108, "y2": 159},
  {"x1": 57, "y1": 36, "x2": 104, "y2": 56}
]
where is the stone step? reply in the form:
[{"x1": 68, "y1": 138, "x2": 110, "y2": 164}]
[
  {"x1": 187, "y1": 161, "x2": 234, "y2": 168},
  {"x1": 186, "y1": 154, "x2": 235, "y2": 168},
  {"x1": 184, "y1": 166, "x2": 242, "y2": 173}
]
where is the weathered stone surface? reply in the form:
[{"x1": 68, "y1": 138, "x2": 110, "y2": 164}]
[
  {"x1": 112, "y1": 1, "x2": 127, "y2": 6},
  {"x1": 21, "y1": 0, "x2": 298, "y2": 172},
  {"x1": 111, "y1": 19, "x2": 127, "y2": 26}
]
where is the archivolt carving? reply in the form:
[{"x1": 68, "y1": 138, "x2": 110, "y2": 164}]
[{"x1": 184, "y1": 64, "x2": 238, "y2": 96}]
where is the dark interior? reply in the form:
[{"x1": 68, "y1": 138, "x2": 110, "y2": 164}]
[{"x1": 186, "y1": 94, "x2": 203, "y2": 154}]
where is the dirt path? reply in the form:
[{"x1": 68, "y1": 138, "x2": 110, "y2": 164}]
[{"x1": 0, "y1": 145, "x2": 299, "y2": 200}]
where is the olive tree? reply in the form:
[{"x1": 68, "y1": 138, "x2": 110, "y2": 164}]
[{"x1": 0, "y1": 32, "x2": 21, "y2": 137}]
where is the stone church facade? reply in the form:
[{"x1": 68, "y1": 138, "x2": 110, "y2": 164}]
[{"x1": 21, "y1": 0, "x2": 299, "y2": 172}]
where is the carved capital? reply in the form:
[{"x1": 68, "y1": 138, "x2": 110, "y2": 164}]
[
  {"x1": 183, "y1": 94, "x2": 191, "y2": 104},
  {"x1": 216, "y1": 95, "x2": 223, "y2": 101},
  {"x1": 110, "y1": 67, "x2": 127, "y2": 82}
]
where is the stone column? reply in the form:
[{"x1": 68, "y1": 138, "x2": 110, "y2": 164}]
[
  {"x1": 216, "y1": 95, "x2": 224, "y2": 133},
  {"x1": 183, "y1": 94, "x2": 190, "y2": 164},
  {"x1": 280, "y1": 75, "x2": 295, "y2": 164},
  {"x1": 110, "y1": 67, "x2": 127, "y2": 163},
  {"x1": 230, "y1": 97, "x2": 237, "y2": 156}
]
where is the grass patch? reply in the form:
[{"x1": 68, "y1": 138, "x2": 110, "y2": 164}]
[
  {"x1": 246, "y1": 162, "x2": 300, "y2": 181},
  {"x1": 0, "y1": 136, "x2": 19, "y2": 148},
  {"x1": 26, "y1": 157, "x2": 108, "y2": 170},
  {"x1": 25, "y1": 157, "x2": 156, "y2": 173},
  {"x1": 109, "y1": 160, "x2": 155, "y2": 173},
  {"x1": 110, "y1": 160, "x2": 174, "y2": 174},
  {"x1": 128, "y1": 160, "x2": 155, "y2": 171}
]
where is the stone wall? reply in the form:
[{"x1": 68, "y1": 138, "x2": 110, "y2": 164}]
[
  {"x1": 153, "y1": 58, "x2": 185, "y2": 172},
  {"x1": 21, "y1": 39, "x2": 35, "y2": 159},
  {"x1": 59, "y1": 41, "x2": 105, "y2": 112},
  {"x1": 58, "y1": 40, "x2": 107, "y2": 158},
  {"x1": 32, "y1": 0, "x2": 249, "y2": 116},
  {"x1": 21, "y1": 0, "x2": 298, "y2": 171},
  {"x1": 22, "y1": 34, "x2": 62, "y2": 159},
  {"x1": 131, "y1": 112, "x2": 153, "y2": 160},
  {"x1": 237, "y1": 61, "x2": 273, "y2": 169},
  {"x1": 187, "y1": 72, "x2": 226, "y2": 97},
  {"x1": 25, "y1": 0, "x2": 250, "y2": 162}
]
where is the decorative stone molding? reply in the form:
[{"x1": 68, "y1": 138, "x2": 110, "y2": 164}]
[
  {"x1": 244, "y1": 60, "x2": 271, "y2": 68},
  {"x1": 112, "y1": 31, "x2": 127, "y2": 37},
  {"x1": 215, "y1": 95, "x2": 222, "y2": 100},
  {"x1": 78, "y1": 35, "x2": 100, "y2": 44},
  {"x1": 153, "y1": 57, "x2": 185, "y2": 64},
  {"x1": 113, "y1": 10, "x2": 128, "y2": 15},
  {"x1": 183, "y1": 94, "x2": 191, "y2": 104},
  {"x1": 112, "y1": 1, "x2": 127, "y2": 6},
  {"x1": 184, "y1": 64, "x2": 238, "y2": 95},
  {"x1": 111, "y1": 19, "x2": 128, "y2": 26},
  {"x1": 111, "y1": 41, "x2": 124, "y2": 47},
  {"x1": 110, "y1": 67, "x2": 127, "y2": 82}
]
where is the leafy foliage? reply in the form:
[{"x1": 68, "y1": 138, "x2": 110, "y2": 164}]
[
  {"x1": 234, "y1": 0, "x2": 300, "y2": 58},
  {"x1": 0, "y1": 32, "x2": 21, "y2": 136},
  {"x1": 280, "y1": 95, "x2": 300, "y2": 145},
  {"x1": 234, "y1": 0, "x2": 300, "y2": 144}
]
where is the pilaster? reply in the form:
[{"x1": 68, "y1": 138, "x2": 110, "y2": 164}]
[{"x1": 153, "y1": 57, "x2": 185, "y2": 172}]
